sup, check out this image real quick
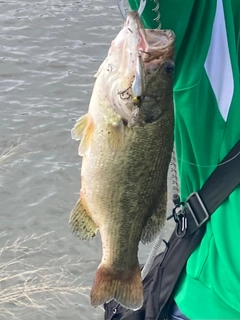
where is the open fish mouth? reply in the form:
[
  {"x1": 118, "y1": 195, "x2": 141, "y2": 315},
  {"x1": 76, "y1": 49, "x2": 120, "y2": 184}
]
[
  {"x1": 125, "y1": 11, "x2": 175, "y2": 61},
  {"x1": 141, "y1": 29, "x2": 175, "y2": 62}
]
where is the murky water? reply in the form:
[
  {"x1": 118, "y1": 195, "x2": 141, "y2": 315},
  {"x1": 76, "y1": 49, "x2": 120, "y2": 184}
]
[{"x1": 0, "y1": 1, "x2": 175, "y2": 319}]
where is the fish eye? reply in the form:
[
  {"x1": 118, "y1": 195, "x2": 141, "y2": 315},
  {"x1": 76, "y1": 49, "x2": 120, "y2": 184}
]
[{"x1": 164, "y1": 62, "x2": 174, "y2": 74}]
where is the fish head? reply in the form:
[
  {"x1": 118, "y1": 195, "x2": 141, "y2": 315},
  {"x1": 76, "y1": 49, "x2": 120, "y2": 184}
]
[{"x1": 97, "y1": 11, "x2": 175, "y2": 126}]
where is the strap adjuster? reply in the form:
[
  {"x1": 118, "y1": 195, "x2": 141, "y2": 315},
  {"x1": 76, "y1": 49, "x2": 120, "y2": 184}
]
[
  {"x1": 167, "y1": 195, "x2": 187, "y2": 238},
  {"x1": 186, "y1": 192, "x2": 209, "y2": 229}
]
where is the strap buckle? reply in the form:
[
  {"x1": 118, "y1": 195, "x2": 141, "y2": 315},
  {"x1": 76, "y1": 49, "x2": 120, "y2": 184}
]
[
  {"x1": 168, "y1": 192, "x2": 210, "y2": 237},
  {"x1": 174, "y1": 204, "x2": 187, "y2": 238},
  {"x1": 186, "y1": 192, "x2": 209, "y2": 229},
  {"x1": 168, "y1": 195, "x2": 187, "y2": 237}
]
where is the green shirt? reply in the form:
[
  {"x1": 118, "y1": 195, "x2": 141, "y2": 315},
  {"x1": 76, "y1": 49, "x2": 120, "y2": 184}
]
[{"x1": 129, "y1": 0, "x2": 240, "y2": 318}]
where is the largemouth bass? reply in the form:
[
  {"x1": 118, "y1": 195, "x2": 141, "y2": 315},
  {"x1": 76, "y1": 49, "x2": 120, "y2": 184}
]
[{"x1": 70, "y1": 11, "x2": 175, "y2": 310}]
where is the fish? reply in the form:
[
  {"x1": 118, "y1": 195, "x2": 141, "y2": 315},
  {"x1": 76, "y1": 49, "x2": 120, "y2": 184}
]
[{"x1": 69, "y1": 11, "x2": 175, "y2": 310}]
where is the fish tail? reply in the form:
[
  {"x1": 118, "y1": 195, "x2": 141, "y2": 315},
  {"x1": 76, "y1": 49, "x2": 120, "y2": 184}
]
[{"x1": 90, "y1": 263, "x2": 143, "y2": 310}]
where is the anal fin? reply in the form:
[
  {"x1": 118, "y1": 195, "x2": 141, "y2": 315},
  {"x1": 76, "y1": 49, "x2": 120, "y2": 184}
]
[{"x1": 69, "y1": 197, "x2": 98, "y2": 241}]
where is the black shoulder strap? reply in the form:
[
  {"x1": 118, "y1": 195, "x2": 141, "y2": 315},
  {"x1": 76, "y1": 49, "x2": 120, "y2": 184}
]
[
  {"x1": 156, "y1": 139, "x2": 240, "y2": 320},
  {"x1": 182, "y1": 139, "x2": 240, "y2": 235},
  {"x1": 200, "y1": 139, "x2": 240, "y2": 213}
]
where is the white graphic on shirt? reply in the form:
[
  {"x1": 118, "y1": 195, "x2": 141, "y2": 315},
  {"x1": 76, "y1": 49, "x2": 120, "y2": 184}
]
[{"x1": 204, "y1": 0, "x2": 234, "y2": 121}]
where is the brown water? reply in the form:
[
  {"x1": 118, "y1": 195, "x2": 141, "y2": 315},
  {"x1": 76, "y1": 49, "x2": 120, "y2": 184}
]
[{"x1": 0, "y1": 1, "x2": 175, "y2": 319}]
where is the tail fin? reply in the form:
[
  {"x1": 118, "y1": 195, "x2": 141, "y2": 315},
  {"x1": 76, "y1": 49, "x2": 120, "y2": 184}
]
[{"x1": 90, "y1": 263, "x2": 143, "y2": 310}]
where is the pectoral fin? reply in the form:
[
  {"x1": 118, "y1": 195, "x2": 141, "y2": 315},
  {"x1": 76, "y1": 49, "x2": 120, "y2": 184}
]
[
  {"x1": 107, "y1": 121, "x2": 124, "y2": 153},
  {"x1": 69, "y1": 197, "x2": 98, "y2": 241}
]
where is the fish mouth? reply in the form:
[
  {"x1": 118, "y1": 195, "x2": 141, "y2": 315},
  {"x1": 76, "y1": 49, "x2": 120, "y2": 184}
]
[
  {"x1": 126, "y1": 11, "x2": 175, "y2": 62},
  {"x1": 143, "y1": 29, "x2": 175, "y2": 62}
]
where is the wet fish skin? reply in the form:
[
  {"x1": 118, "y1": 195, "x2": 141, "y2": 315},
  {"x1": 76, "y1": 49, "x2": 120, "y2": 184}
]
[{"x1": 69, "y1": 11, "x2": 175, "y2": 310}]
